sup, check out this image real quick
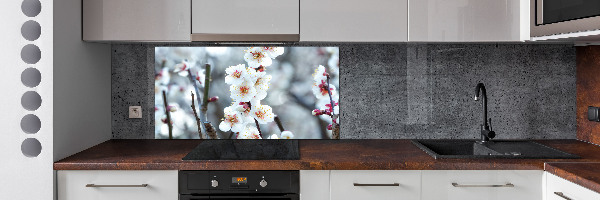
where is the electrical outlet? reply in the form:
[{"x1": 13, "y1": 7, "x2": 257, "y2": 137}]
[{"x1": 129, "y1": 106, "x2": 142, "y2": 118}]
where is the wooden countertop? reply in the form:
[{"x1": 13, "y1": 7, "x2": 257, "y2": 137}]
[
  {"x1": 545, "y1": 162, "x2": 600, "y2": 194},
  {"x1": 54, "y1": 139, "x2": 600, "y2": 171}
]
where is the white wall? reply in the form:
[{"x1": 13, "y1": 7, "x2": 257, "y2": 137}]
[
  {"x1": 0, "y1": 0, "x2": 111, "y2": 199},
  {"x1": 53, "y1": 0, "x2": 111, "y2": 162},
  {"x1": 0, "y1": 0, "x2": 54, "y2": 199}
]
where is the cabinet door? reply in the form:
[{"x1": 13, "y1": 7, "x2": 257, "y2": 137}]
[
  {"x1": 546, "y1": 172, "x2": 600, "y2": 200},
  {"x1": 409, "y1": 0, "x2": 529, "y2": 42},
  {"x1": 57, "y1": 170, "x2": 178, "y2": 200},
  {"x1": 300, "y1": 171, "x2": 330, "y2": 200},
  {"x1": 301, "y1": 0, "x2": 408, "y2": 42},
  {"x1": 83, "y1": 0, "x2": 191, "y2": 41},
  {"x1": 422, "y1": 170, "x2": 542, "y2": 200},
  {"x1": 330, "y1": 170, "x2": 420, "y2": 200},
  {"x1": 191, "y1": 0, "x2": 299, "y2": 41}
]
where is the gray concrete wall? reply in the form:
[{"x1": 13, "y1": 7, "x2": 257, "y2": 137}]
[{"x1": 112, "y1": 43, "x2": 576, "y2": 139}]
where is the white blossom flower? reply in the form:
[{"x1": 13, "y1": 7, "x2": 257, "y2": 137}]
[
  {"x1": 267, "y1": 134, "x2": 279, "y2": 139},
  {"x1": 262, "y1": 47, "x2": 284, "y2": 58},
  {"x1": 281, "y1": 131, "x2": 294, "y2": 139},
  {"x1": 173, "y1": 60, "x2": 192, "y2": 76},
  {"x1": 312, "y1": 81, "x2": 336, "y2": 100},
  {"x1": 313, "y1": 65, "x2": 328, "y2": 83},
  {"x1": 244, "y1": 47, "x2": 272, "y2": 68},
  {"x1": 237, "y1": 126, "x2": 262, "y2": 139},
  {"x1": 225, "y1": 64, "x2": 248, "y2": 85},
  {"x1": 232, "y1": 101, "x2": 255, "y2": 123},
  {"x1": 230, "y1": 80, "x2": 257, "y2": 102},
  {"x1": 251, "y1": 103, "x2": 275, "y2": 124},
  {"x1": 253, "y1": 73, "x2": 272, "y2": 101},
  {"x1": 219, "y1": 106, "x2": 246, "y2": 132}
]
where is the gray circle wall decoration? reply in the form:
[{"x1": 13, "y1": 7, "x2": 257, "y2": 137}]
[
  {"x1": 21, "y1": 68, "x2": 41, "y2": 88},
  {"x1": 21, "y1": 138, "x2": 42, "y2": 157},
  {"x1": 21, "y1": 44, "x2": 41, "y2": 64},
  {"x1": 21, "y1": 20, "x2": 41, "y2": 41},
  {"x1": 21, "y1": 91, "x2": 42, "y2": 111},
  {"x1": 21, "y1": 0, "x2": 41, "y2": 17},
  {"x1": 20, "y1": 114, "x2": 41, "y2": 134}
]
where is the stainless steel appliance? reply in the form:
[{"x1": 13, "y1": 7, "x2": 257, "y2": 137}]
[
  {"x1": 179, "y1": 171, "x2": 299, "y2": 199},
  {"x1": 532, "y1": 0, "x2": 600, "y2": 38}
]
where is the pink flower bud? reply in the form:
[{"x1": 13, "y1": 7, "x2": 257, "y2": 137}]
[
  {"x1": 327, "y1": 124, "x2": 333, "y2": 130},
  {"x1": 208, "y1": 96, "x2": 219, "y2": 102},
  {"x1": 312, "y1": 109, "x2": 320, "y2": 116},
  {"x1": 167, "y1": 106, "x2": 177, "y2": 112}
]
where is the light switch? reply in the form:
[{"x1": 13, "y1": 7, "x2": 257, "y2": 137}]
[{"x1": 129, "y1": 106, "x2": 142, "y2": 118}]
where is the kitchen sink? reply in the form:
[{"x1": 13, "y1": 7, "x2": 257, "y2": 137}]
[{"x1": 412, "y1": 140, "x2": 579, "y2": 159}]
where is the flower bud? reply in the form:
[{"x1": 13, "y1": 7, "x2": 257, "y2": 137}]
[
  {"x1": 312, "y1": 109, "x2": 320, "y2": 116},
  {"x1": 208, "y1": 96, "x2": 219, "y2": 102},
  {"x1": 327, "y1": 124, "x2": 333, "y2": 130},
  {"x1": 167, "y1": 106, "x2": 177, "y2": 112}
]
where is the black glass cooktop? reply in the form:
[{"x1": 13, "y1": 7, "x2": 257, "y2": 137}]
[{"x1": 182, "y1": 140, "x2": 300, "y2": 160}]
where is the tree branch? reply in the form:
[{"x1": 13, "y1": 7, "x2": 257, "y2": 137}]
[
  {"x1": 190, "y1": 92, "x2": 204, "y2": 139},
  {"x1": 162, "y1": 90, "x2": 173, "y2": 139}
]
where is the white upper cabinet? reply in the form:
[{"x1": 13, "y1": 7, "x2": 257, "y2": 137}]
[
  {"x1": 191, "y1": 0, "x2": 300, "y2": 41},
  {"x1": 83, "y1": 0, "x2": 191, "y2": 41},
  {"x1": 300, "y1": 0, "x2": 408, "y2": 42},
  {"x1": 409, "y1": 0, "x2": 530, "y2": 42}
]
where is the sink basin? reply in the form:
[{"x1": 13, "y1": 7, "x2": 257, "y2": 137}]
[{"x1": 412, "y1": 140, "x2": 579, "y2": 159}]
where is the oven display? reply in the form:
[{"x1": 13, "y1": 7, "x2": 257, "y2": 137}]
[{"x1": 232, "y1": 177, "x2": 247, "y2": 184}]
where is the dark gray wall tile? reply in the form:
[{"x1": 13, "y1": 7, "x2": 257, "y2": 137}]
[{"x1": 111, "y1": 43, "x2": 576, "y2": 140}]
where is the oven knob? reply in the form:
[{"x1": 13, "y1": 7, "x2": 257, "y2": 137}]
[
  {"x1": 211, "y1": 180, "x2": 219, "y2": 188},
  {"x1": 259, "y1": 179, "x2": 267, "y2": 187}
]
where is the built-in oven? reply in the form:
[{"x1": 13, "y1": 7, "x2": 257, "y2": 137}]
[
  {"x1": 531, "y1": 0, "x2": 600, "y2": 38},
  {"x1": 179, "y1": 171, "x2": 299, "y2": 200}
]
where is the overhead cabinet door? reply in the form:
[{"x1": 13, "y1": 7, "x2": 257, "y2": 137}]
[
  {"x1": 409, "y1": 0, "x2": 529, "y2": 42},
  {"x1": 83, "y1": 0, "x2": 191, "y2": 41},
  {"x1": 301, "y1": 0, "x2": 408, "y2": 42},
  {"x1": 191, "y1": 0, "x2": 300, "y2": 41}
]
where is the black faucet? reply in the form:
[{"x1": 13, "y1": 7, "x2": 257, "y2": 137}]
[{"x1": 474, "y1": 83, "x2": 495, "y2": 143}]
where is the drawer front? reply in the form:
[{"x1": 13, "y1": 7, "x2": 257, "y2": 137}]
[
  {"x1": 57, "y1": 170, "x2": 178, "y2": 200},
  {"x1": 546, "y1": 172, "x2": 600, "y2": 200},
  {"x1": 330, "y1": 170, "x2": 421, "y2": 200},
  {"x1": 422, "y1": 170, "x2": 542, "y2": 200}
]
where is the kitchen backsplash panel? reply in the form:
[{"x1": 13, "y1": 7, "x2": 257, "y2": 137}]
[{"x1": 112, "y1": 43, "x2": 576, "y2": 139}]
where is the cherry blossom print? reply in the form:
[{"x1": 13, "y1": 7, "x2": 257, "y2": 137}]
[
  {"x1": 219, "y1": 106, "x2": 246, "y2": 132},
  {"x1": 225, "y1": 64, "x2": 248, "y2": 85},
  {"x1": 244, "y1": 47, "x2": 272, "y2": 68},
  {"x1": 230, "y1": 80, "x2": 257, "y2": 102}
]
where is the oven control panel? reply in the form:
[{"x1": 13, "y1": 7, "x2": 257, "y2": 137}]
[{"x1": 179, "y1": 171, "x2": 299, "y2": 194}]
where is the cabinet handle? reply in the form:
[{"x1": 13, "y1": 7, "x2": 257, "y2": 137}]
[
  {"x1": 86, "y1": 184, "x2": 149, "y2": 188},
  {"x1": 451, "y1": 183, "x2": 514, "y2": 188},
  {"x1": 353, "y1": 183, "x2": 400, "y2": 186},
  {"x1": 554, "y1": 192, "x2": 573, "y2": 200}
]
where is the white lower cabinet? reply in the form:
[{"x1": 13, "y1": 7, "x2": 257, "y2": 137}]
[
  {"x1": 421, "y1": 170, "x2": 543, "y2": 200},
  {"x1": 57, "y1": 170, "x2": 178, "y2": 200},
  {"x1": 545, "y1": 172, "x2": 600, "y2": 200},
  {"x1": 300, "y1": 170, "x2": 331, "y2": 200},
  {"x1": 330, "y1": 170, "x2": 421, "y2": 200}
]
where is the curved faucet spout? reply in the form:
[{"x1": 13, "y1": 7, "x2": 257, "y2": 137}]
[{"x1": 474, "y1": 83, "x2": 494, "y2": 142}]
